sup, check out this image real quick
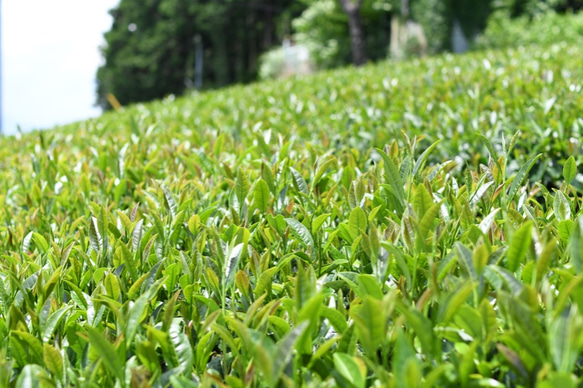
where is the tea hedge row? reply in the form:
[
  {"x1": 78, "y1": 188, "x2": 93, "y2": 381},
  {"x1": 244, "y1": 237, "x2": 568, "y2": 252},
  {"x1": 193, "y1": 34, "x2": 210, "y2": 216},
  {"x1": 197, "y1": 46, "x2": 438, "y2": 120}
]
[{"x1": 0, "y1": 41, "x2": 582, "y2": 387}]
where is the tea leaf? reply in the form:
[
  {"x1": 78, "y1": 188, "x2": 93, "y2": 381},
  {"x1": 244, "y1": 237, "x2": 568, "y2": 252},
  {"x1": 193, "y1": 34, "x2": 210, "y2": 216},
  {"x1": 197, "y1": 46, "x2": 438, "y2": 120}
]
[
  {"x1": 253, "y1": 179, "x2": 270, "y2": 213},
  {"x1": 285, "y1": 218, "x2": 314, "y2": 256},
  {"x1": 43, "y1": 343, "x2": 63, "y2": 381},
  {"x1": 85, "y1": 325, "x2": 124, "y2": 381},
  {"x1": 507, "y1": 221, "x2": 533, "y2": 273},
  {"x1": 271, "y1": 321, "x2": 308, "y2": 386},
  {"x1": 333, "y1": 353, "x2": 365, "y2": 388},
  {"x1": 348, "y1": 207, "x2": 367, "y2": 240},
  {"x1": 507, "y1": 154, "x2": 541, "y2": 204},
  {"x1": 554, "y1": 190, "x2": 571, "y2": 221},
  {"x1": 377, "y1": 148, "x2": 405, "y2": 208},
  {"x1": 126, "y1": 277, "x2": 165, "y2": 343},
  {"x1": 563, "y1": 156, "x2": 577, "y2": 184}
]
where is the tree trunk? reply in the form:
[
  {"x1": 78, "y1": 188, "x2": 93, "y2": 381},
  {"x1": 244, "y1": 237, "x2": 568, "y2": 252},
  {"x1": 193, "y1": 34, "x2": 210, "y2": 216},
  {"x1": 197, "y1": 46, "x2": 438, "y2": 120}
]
[
  {"x1": 247, "y1": 9, "x2": 257, "y2": 79},
  {"x1": 338, "y1": 0, "x2": 367, "y2": 66},
  {"x1": 212, "y1": 28, "x2": 230, "y2": 86},
  {"x1": 263, "y1": 0, "x2": 274, "y2": 48}
]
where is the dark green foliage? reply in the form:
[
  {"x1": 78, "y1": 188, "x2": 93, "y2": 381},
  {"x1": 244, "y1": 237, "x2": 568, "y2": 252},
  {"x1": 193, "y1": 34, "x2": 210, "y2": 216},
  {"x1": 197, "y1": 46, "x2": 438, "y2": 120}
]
[
  {"x1": 96, "y1": 0, "x2": 306, "y2": 109},
  {"x1": 410, "y1": 0, "x2": 453, "y2": 53},
  {"x1": 475, "y1": 7, "x2": 583, "y2": 49},
  {"x1": 293, "y1": 0, "x2": 392, "y2": 69}
]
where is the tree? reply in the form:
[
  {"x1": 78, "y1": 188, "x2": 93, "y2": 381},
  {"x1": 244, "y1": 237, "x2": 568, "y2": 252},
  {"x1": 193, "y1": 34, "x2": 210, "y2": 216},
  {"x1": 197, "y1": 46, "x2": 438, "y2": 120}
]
[
  {"x1": 337, "y1": 0, "x2": 367, "y2": 65},
  {"x1": 293, "y1": 0, "x2": 391, "y2": 70},
  {"x1": 96, "y1": 0, "x2": 306, "y2": 110}
]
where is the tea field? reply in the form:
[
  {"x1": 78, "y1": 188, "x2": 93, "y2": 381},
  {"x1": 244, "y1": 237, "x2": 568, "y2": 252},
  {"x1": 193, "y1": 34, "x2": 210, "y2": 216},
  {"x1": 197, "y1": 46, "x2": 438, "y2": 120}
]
[{"x1": 1, "y1": 41, "x2": 583, "y2": 387}]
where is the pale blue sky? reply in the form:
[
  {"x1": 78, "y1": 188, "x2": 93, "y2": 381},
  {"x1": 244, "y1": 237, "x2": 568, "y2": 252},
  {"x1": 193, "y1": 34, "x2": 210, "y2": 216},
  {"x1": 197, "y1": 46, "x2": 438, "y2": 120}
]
[{"x1": 2, "y1": 0, "x2": 119, "y2": 135}]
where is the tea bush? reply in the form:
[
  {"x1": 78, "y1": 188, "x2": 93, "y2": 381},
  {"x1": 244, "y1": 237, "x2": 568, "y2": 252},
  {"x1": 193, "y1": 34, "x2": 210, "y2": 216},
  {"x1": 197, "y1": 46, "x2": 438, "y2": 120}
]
[{"x1": 0, "y1": 40, "x2": 582, "y2": 387}]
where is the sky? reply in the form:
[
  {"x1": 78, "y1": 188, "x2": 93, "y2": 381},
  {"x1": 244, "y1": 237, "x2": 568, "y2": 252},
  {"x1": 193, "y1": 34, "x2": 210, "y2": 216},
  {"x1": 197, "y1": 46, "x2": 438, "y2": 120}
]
[{"x1": 2, "y1": 0, "x2": 120, "y2": 135}]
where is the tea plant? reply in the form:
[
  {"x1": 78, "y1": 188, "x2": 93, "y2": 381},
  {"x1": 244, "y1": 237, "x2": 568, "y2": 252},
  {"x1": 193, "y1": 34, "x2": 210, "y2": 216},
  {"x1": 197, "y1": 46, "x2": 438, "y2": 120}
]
[{"x1": 0, "y1": 40, "x2": 582, "y2": 387}]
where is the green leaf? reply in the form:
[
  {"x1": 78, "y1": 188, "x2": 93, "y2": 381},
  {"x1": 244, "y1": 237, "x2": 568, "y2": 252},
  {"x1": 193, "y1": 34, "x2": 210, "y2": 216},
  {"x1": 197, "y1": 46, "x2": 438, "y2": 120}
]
[
  {"x1": 224, "y1": 243, "x2": 244, "y2": 290},
  {"x1": 43, "y1": 343, "x2": 64, "y2": 381},
  {"x1": 170, "y1": 376, "x2": 200, "y2": 388},
  {"x1": 104, "y1": 272, "x2": 121, "y2": 301},
  {"x1": 141, "y1": 258, "x2": 164, "y2": 295},
  {"x1": 195, "y1": 331, "x2": 217, "y2": 373},
  {"x1": 338, "y1": 324, "x2": 358, "y2": 355},
  {"x1": 536, "y1": 238, "x2": 556, "y2": 285},
  {"x1": 85, "y1": 325, "x2": 124, "y2": 381},
  {"x1": 296, "y1": 264, "x2": 316, "y2": 310},
  {"x1": 393, "y1": 330, "x2": 421, "y2": 388},
  {"x1": 89, "y1": 216, "x2": 102, "y2": 253},
  {"x1": 436, "y1": 282, "x2": 475, "y2": 324},
  {"x1": 119, "y1": 243, "x2": 139, "y2": 282},
  {"x1": 504, "y1": 295, "x2": 547, "y2": 363},
  {"x1": 321, "y1": 307, "x2": 348, "y2": 333},
  {"x1": 455, "y1": 242, "x2": 477, "y2": 280},
  {"x1": 558, "y1": 220, "x2": 575, "y2": 244},
  {"x1": 10, "y1": 331, "x2": 43, "y2": 365},
  {"x1": 164, "y1": 263, "x2": 181, "y2": 294},
  {"x1": 126, "y1": 277, "x2": 165, "y2": 344},
  {"x1": 290, "y1": 166, "x2": 309, "y2": 196},
  {"x1": 162, "y1": 185, "x2": 178, "y2": 218},
  {"x1": 454, "y1": 305, "x2": 482, "y2": 340},
  {"x1": 309, "y1": 337, "x2": 338, "y2": 367},
  {"x1": 549, "y1": 308, "x2": 578, "y2": 373},
  {"x1": 479, "y1": 208, "x2": 500, "y2": 234},
  {"x1": 267, "y1": 213, "x2": 287, "y2": 237},
  {"x1": 348, "y1": 207, "x2": 367, "y2": 240},
  {"x1": 15, "y1": 365, "x2": 49, "y2": 388},
  {"x1": 478, "y1": 134, "x2": 503, "y2": 175},
  {"x1": 554, "y1": 190, "x2": 571, "y2": 221},
  {"x1": 570, "y1": 218, "x2": 583, "y2": 273},
  {"x1": 313, "y1": 153, "x2": 336, "y2": 186},
  {"x1": 507, "y1": 221, "x2": 533, "y2": 273},
  {"x1": 351, "y1": 296, "x2": 386, "y2": 357},
  {"x1": 333, "y1": 353, "x2": 365, "y2": 388},
  {"x1": 271, "y1": 321, "x2": 308, "y2": 386},
  {"x1": 311, "y1": 213, "x2": 330, "y2": 233},
  {"x1": 42, "y1": 305, "x2": 72, "y2": 342},
  {"x1": 235, "y1": 168, "x2": 250, "y2": 205},
  {"x1": 507, "y1": 154, "x2": 541, "y2": 204},
  {"x1": 377, "y1": 148, "x2": 405, "y2": 208},
  {"x1": 396, "y1": 301, "x2": 436, "y2": 359},
  {"x1": 285, "y1": 218, "x2": 315, "y2": 257},
  {"x1": 412, "y1": 139, "x2": 442, "y2": 178},
  {"x1": 132, "y1": 219, "x2": 144, "y2": 251},
  {"x1": 268, "y1": 316, "x2": 291, "y2": 337},
  {"x1": 488, "y1": 265, "x2": 524, "y2": 296},
  {"x1": 254, "y1": 267, "x2": 278, "y2": 297},
  {"x1": 22, "y1": 231, "x2": 33, "y2": 255},
  {"x1": 261, "y1": 162, "x2": 276, "y2": 194},
  {"x1": 413, "y1": 183, "x2": 433, "y2": 219},
  {"x1": 419, "y1": 201, "x2": 442, "y2": 241},
  {"x1": 538, "y1": 373, "x2": 577, "y2": 388},
  {"x1": 137, "y1": 340, "x2": 160, "y2": 373},
  {"x1": 356, "y1": 274, "x2": 383, "y2": 300},
  {"x1": 170, "y1": 321, "x2": 194, "y2": 373},
  {"x1": 253, "y1": 179, "x2": 270, "y2": 213},
  {"x1": 296, "y1": 293, "x2": 325, "y2": 353},
  {"x1": 32, "y1": 232, "x2": 49, "y2": 253},
  {"x1": 563, "y1": 156, "x2": 577, "y2": 184}
]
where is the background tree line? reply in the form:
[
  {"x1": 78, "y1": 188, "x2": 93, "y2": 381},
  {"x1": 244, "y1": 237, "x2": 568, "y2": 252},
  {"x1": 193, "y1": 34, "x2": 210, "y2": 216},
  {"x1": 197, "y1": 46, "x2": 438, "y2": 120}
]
[{"x1": 96, "y1": 0, "x2": 583, "y2": 110}]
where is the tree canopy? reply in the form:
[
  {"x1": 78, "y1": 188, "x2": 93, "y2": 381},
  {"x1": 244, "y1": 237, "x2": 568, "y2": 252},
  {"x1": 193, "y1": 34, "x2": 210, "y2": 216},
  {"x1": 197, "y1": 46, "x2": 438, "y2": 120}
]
[
  {"x1": 96, "y1": 0, "x2": 582, "y2": 110},
  {"x1": 96, "y1": 0, "x2": 304, "y2": 110}
]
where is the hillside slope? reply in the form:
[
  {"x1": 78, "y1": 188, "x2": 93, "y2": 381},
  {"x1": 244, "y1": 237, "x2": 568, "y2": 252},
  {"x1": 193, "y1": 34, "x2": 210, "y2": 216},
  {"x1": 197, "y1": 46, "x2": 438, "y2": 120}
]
[{"x1": 0, "y1": 42, "x2": 583, "y2": 386}]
